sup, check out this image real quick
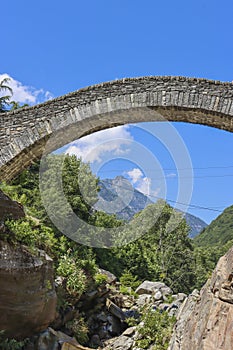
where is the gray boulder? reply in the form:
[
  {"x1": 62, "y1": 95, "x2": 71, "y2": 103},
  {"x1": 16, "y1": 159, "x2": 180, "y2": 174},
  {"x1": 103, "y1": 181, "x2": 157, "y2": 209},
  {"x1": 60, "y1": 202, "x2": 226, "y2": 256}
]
[
  {"x1": 136, "y1": 281, "x2": 172, "y2": 296},
  {"x1": 136, "y1": 294, "x2": 153, "y2": 307},
  {"x1": 104, "y1": 335, "x2": 133, "y2": 350}
]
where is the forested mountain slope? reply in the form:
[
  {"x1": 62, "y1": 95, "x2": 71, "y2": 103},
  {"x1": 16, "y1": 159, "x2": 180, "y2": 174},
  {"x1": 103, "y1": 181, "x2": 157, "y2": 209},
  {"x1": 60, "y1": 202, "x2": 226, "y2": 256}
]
[
  {"x1": 194, "y1": 205, "x2": 233, "y2": 247},
  {"x1": 96, "y1": 176, "x2": 207, "y2": 238}
]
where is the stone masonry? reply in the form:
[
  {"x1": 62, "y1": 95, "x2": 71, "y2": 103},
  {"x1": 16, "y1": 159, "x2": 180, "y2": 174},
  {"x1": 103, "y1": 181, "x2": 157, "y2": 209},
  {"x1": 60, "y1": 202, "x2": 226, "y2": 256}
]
[{"x1": 0, "y1": 76, "x2": 233, "y2": 181}]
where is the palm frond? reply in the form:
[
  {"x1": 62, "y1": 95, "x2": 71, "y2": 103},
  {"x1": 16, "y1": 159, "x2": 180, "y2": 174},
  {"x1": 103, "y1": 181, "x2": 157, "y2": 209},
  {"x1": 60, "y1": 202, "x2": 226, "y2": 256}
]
[
  {"x1": 0, "y1": 95, "x2": 11, "y2": 103},
  {"x1": 0, "y1": 77, "x2": 13, "y2": 95}
]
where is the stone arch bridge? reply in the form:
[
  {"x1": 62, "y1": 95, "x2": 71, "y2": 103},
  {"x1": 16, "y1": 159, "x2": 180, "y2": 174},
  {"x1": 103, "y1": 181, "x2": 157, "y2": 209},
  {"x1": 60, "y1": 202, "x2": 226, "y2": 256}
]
[{"x1": 1, "y1": 76, "x2": 233, "y2": 182}]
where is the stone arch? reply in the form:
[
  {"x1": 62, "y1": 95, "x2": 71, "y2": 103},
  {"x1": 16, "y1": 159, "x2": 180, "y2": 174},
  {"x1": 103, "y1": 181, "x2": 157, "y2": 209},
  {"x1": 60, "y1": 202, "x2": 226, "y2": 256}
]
[{"x1": 0, "y1": 76, "x2": 233, "y2": 181}]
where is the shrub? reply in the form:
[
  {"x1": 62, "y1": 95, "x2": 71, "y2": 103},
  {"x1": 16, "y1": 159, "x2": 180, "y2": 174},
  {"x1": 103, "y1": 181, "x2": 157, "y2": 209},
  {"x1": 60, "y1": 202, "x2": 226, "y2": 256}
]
[
  {"x1": 94, "y1": 273, "x2": 108, "y2": 286},
  {"x1": 119, "y1": 271, "x2": 140, "y2": 296},
  {"x1": 57, "y1": 255, "x2": 87, "y2": 297},
  {"x1": 66, "y1": 316, "x2": 89, "y2": 345},
  {"x1": 5, "y1": 219, "x2": 57, "y2": 255},
  {"x1": 135, "y1": 308, "x2": 176, "y2": 350}
]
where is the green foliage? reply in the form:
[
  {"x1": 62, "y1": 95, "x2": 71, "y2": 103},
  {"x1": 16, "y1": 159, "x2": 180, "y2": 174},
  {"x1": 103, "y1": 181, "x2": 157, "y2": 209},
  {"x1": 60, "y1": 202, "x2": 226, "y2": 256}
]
[
  {"x1": 0, "y1": 76, "x2": 29, "y2": 112},
  {"x1": 125, "y1": 316, "x2": 139, "y2": 327},
  {"x1": 135, "y1": 308, "x2": 176, "y2": 349},
  {"x1": 0, "y1": 77, "x2": 13, "y2": 112},
  {"x1": 57, "y1": 255, "x2": 87, "y2": 297},
  {"x1": 192, "y1": 239, "x2": 233, "y2": 289},
  {"x1": 1, "y1": 163, "x2": 44, "y2": 219},
  {"x1": 119, "y1": 285, "x2": 131, "y2": 295},
  {"x1": 0, "y1": 331, "x2": 28, "y2": 350},
  {"x1": 96, "y1": 201, "x2": 196, "y2": 293},
  {"x1": 32, "y1": 154, "x2": 123, "y2": 247},
  {"x1": 39, "y1": 154, "x2": 99, "y2": 223},
  {"x1": 5, "y1": 153, "x2": 229, "y2": 300},
  {"x1": 164, "y1": 294, "x2": 175, "y2": 304},
  {"x1": 192, "y1": 205, "x2": 233, "y2": 288},
  {"x1": 194, "y1": 205, "x2": 233, "y2": 247},
  {"x1": 119, "y1": 271, "x2": 140, "y2": 295},
  {"x1": 9, "y1": 101, "x2": 29, "y2": 110},
  {"x1": 2, "y1": 156, "x2": 101, "y2": 303},
  {"x1": 5, "y1": 218, "x2": 57, "y2": 255},
  {"x1": 62, "y1": 155, "x2": 99, "y2": 216},
  {"x1": 94, "y1": 273, "x2": 108, "y2": 286},
  {"x1": 119, "y1": 271, "x2": 140, "y2": 289},
  {"x1": 3, "y1": 153, "x2": 210, "y2": 349},
  {"x1": 65, "y1": 315, "x2": 89, "y2": 345}
]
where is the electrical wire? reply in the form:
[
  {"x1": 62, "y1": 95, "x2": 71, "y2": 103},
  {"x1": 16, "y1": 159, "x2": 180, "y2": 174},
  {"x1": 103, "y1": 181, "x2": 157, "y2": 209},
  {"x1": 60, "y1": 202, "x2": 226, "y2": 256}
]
[
  {"x1": 97, "y1": 182, "x2": 226, "y2": 213},
  {"x1": 96, "y1": 164, "x2": 233, "y2": 173},
  {"x1": 97, "y1": 173, "x2": 233, "y2": 180}
]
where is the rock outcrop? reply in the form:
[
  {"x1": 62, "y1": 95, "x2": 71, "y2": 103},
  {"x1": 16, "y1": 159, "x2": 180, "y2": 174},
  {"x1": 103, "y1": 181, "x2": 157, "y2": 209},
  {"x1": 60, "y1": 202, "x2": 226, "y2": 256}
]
[
  {"x1": 169, "y1": 246, "x2": 233, "y2": 350},
  {"x1": 36, "y1": 328, "x2": 92, "y2": 350},
  {"x1": 0, "y1": 189, "x2": 25, "y2": 225},
  {"x1": 0, "y1": 240, "x2": 57, "y2": 339},
  {"x1": 100, "y1": 281, "x2": 183, "y2": 350},
  {"x1": 29, "y1": 278, "x2": 181, "y2": 349}
]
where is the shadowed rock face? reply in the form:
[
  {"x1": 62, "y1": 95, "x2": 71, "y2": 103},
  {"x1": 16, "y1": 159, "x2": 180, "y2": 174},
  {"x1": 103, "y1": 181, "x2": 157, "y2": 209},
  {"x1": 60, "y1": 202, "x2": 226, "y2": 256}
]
[
  {"x1": 0, "y1": 189, "x2": 24, "y2": 224},
  {"x1": 168, "y1": 246, "x2": 233, "y2": 350},
  {"x1": 0, "y1": 241, "x2": 57, "y2": 339}
]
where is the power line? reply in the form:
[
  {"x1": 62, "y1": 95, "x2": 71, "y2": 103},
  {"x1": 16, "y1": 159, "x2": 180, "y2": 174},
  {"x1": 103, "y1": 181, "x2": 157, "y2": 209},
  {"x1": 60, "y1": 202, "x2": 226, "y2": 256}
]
[
  {"x1": 97, "y1": 173, "x2": 233, "y2": 180},
  {"x1": 158, "y1": 174, "x2": 233, "y2": 180},
  {"x1": 96, "y1": 165, "x2": 233, "y2": 173},
  {"x1": 97, "y1": 182, "x2": 225, "y2": 213}
]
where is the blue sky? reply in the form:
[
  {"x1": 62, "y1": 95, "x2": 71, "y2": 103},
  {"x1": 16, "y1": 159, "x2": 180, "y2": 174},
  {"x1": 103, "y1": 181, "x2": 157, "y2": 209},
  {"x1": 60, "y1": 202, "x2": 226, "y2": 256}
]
[{"x1": 1, "y1": 0, "x2": 233, "y2": 223}]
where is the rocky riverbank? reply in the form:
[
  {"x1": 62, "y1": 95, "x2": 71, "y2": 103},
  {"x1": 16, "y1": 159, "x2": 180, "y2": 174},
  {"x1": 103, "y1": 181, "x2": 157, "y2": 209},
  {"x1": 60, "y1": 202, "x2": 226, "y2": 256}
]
[
  {"x1": 2, "y1": 190, "x2": 233, "y2": 349},
  {"x1": 18, "y1": 277, "x2": 184, "y2": 349},
  {"x1": 21, "y1": 245, "x2": 233, "y2": 350}
]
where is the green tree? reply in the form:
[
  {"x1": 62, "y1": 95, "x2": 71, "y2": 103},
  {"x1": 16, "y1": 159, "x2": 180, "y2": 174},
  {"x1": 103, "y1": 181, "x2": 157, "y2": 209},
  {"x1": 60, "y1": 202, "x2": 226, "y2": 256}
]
[
  {"x1": 4, "y1": 154, "x2": 213, "y2": 295},
  {"x1": 0, "y1": 77, "x2": 13, "y2": 111},
  {"x1": 194, "y1": 205, "x2": 233, "y2": 247},
  {"x1": 9, "y1": 101, "x2": 29, "y2": 110},
  {"x1": 96, "y1": 201, "x2": 196, "y2": 293}
]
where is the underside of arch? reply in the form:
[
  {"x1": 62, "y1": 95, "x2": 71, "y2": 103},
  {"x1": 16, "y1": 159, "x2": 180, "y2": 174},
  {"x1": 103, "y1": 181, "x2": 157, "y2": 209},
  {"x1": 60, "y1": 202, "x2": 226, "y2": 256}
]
[{"x1": 1, "y1": 105, "x2": 232, "y2": 182}]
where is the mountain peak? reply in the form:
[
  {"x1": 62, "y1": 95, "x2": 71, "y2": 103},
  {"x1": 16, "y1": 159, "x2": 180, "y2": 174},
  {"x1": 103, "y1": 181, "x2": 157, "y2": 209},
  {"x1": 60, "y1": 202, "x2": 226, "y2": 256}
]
[
  {"x1": 114, "y1": 175, "x2": 126, "y2": 181},
  {"x1": 95, "y1": 177, "x2": 152, "y2": 220},
  {"x1": 95, "y1": 177, "x2": 207, "y2": 238}
]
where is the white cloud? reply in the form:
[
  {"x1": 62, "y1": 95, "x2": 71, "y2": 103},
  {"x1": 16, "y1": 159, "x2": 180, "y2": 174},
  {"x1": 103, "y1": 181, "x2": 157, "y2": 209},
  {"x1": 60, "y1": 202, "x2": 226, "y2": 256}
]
[
  {"x1": 136, "y1": 176, "x2": 152, "y2": 196},
  {"x1": 126, "y1": 168, "x2": 157, "y2": 196},
  {"x1": 65, "y1": 125, "x2": 133, "y2": 163},
  {"x1": 127, "y1": 168, "x2": 144, "y2": 184},
  {"x1": 126, "y1": 167, "x2": 160, "y2": 197},
  {"x1": 0, "y1": 73, "x2": 53, "y2": 105}
]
